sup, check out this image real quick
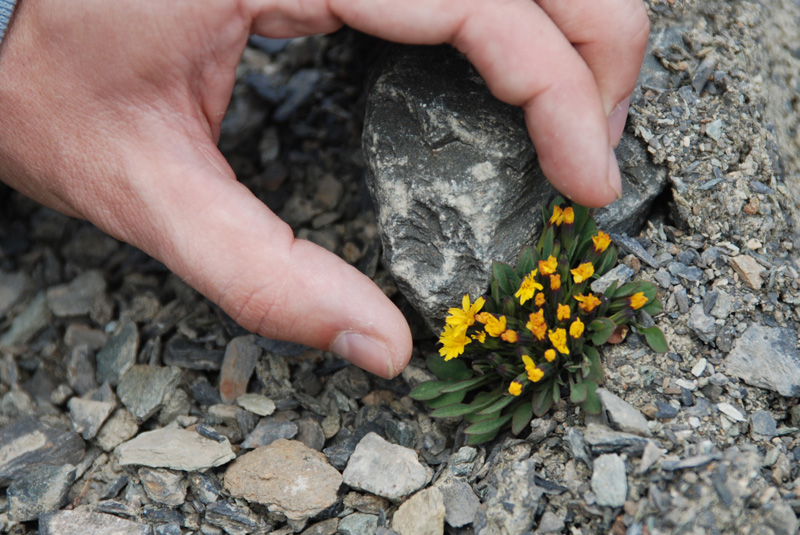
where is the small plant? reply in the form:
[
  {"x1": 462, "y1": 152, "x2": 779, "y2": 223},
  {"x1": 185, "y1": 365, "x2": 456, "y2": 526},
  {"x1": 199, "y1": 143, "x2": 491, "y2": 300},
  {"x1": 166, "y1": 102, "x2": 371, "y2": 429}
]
[{"x1": 409, "y1": 197, "x2": 668, "y2": 445}]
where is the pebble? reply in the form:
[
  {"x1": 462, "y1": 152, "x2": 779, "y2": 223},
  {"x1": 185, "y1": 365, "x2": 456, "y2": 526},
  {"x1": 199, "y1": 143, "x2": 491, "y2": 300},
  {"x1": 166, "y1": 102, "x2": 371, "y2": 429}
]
[
  {"x1": 95, "y1": 320, "x2": 139, "y2": 386},
  {"x1": 116, "y1": 425, "x2": 235, "y2": 471},
  {"x1": 342, "y1": 432, "x2": 432, "y2": 501},
  {"x1": 653, "y1": 401, "x2": 679, "y2": 419},
  {"x1": 224, "y1": 439, "x2": 342, "y2": 521},
  {"x1": 750, "y1": 410, "x2": 777, "y2": 439},
  {"x1": 590, "y1": 264, "x2": 634, "y2": 294},
  {"x1": 7, "y1": 464, "x2": 76, "y2": 522},
  {"x1": 96, "y1": 408, "x2": 139, "y2": 451},
  {"x1": 205, "y1": 500, "x2": 263, "y2": 535},
  {"x1": 296, "y1": 417, "x2": 326, "y2": 451},
  {"x1": 163, "y1": 337, "x2": 225, "y2": 370},
  {"x1": 729, "y1": 255, "x2": 765, "y2": 290},
  {"x1": 66, "y1": 344, "x2": 99, "y2": 396},
  {"x1": 240, "y1": 418, "x2": 298, "y2": 449},
  {"x1": 68, "y1": 396, "x2": 116, "y2": 439},
  {"x1": 139, "y1": 467, "x2": 188, "y2": 506},
  {"x1": 597, "y1": 388, "x2": 652, "y2": 437},
  {"x1": 710, "y1": 291, "x2": 733, "y2": 319},
  {"x1": 39, "y1": 510, "x2": 149, "y2": 535},
  {"x1": 691, "y1": 358, "x2": 708, "y2": 377},
  {"x1": 0, "y1": 291, "x2": 51, "y2": 347},
  {"x1": 0, "y1": 416, "x2": 85, "y2": 486},
  {"x1": 117, "y1": 365, "x2": 182, "y2": 422},
  {"x1": 331, "y1": 366, "x2": 371, "y2": 399},
  {"x1": 689, "y1": 304, "x2": 717, "y2": 343},
  {"x1": 323, "y1": 423, "x2": 382, "y2": 470},
  {"x1": 301, "y1": 519, "x2": 339, "y2": 535},
  {"x1": 236, "y1": 393, "x2": 276, "y2": 416},
  {"x1": 392, "y1": 487, "x2": 445, "y2": 535},
  {"x1": 723, "y1": 324, "x2": 800, "y2": 396},
  {"x1": 435, "y1": 477, "x2": 481, "y2": 528},
  {"x1": 583, "y1": 423, "x2": 650, "y2": 455},
  {"x1": 536, "y1": 511, "x2": 566, "y2": 534},
  {"x1": 337, "y1": 513, "x2": 379, "y2": 535},
  {"x1": 45, "y1": 270, "x2": 106, "y2": 317},
  {"x1": 591, "y1": 454, "x2": 628, "y2": 507},
  {"x1": 219, "y1": 335, "x2": 261, "y2": 404},
  {"x1": 343, "y1": 492, "x2": 391, "y2": 515},
  {"x1": 0, "y1": 271, "x2": 29, "y2": 319},
  {"x1": 638, "y1": 441, "x2": 667, "y2": 474}
]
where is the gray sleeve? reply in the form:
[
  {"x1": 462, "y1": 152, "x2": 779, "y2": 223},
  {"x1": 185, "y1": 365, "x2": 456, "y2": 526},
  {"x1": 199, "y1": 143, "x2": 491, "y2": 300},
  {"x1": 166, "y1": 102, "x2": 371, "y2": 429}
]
[{"x1": 0, "y1": 0, "x2": 18, "y2": 45}]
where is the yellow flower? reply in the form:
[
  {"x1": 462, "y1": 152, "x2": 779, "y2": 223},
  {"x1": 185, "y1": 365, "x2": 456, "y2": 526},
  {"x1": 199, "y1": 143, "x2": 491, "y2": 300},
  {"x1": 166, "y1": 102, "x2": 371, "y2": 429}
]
[
  {"x1": 544, "y1": 349, "x2": 556, "y2": 362},
  {"x1": 557, "y1": 303, "x2": 571, "y2": 321},
  {"x1": 549, "y1": 328, "x2": 570, "y2": 355},
  {"x1": 592, "y1": 231, "x2": 611, "y2": 253},
  {"x1": 571, "y1": 262, "x2": 595, "y2": 284},
  {"x1": 508, "y1": 381, "x2": 523, "y2": 396},
  {"x1": 535, "y1": 293, "x2": 546, "y2": 307},
  {"x1": 515, "y1": 270, "x2": 543, "y2": 305},
  {"x1": 484, "y1": 315, "x2": 507, "y2": 337},
  {"x1": 563, "y1": 207, "x2": 575, "y2": 224},
  {"x1": 446, "y1": 294, "x2": 485, "y2": 329},
  {"x1": 550, "y1": 274, "x2": 561, "y2": 291},
  {"x1": 526, "y1": 309, "x2": 547, "y2": 341},
  {"x1": 629, "y1": 292, "x2": 648, "y2": 310},
  {"x1": 501, "y1": 329, "x2": 518, "y2": 343},
  {"x1": 538, "y1": 255, "x2": 558, "y2": 276},
  {"x1": 570, "y1": 317, "x2": 585, "y2": 338},
  {"x1": 549, "y1": 205, "x2": 564, "y2": 226},
  {"x1": 472, "y1": 331, "x2": 487, "y2": 343},
  {"x1": 522, "y1": 355, "x2": 544, "y2": 383},
  {"x1": 574, "y1": 293, "x2": 602, "y2": 313},
  {"x1": 439, "y1": 324, "x2": 471, "y2": 361},
  {"x1": 475, "y1": 312, "x2": 492, "y2": 324}
]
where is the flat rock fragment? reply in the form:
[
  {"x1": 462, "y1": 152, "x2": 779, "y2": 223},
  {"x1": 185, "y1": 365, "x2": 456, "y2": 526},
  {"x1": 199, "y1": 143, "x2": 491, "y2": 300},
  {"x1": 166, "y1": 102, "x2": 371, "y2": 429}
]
[
  {"x1": 7, "y1": 464, "x2": 77, "y2": 522},
  {"x1": 68, "y1": 396, "x2": 116, "y2": 439},
  {"x1": 116, "y1": 426, "x2": 235, "y2": 471},
  {"x1": 723, "y1": 324, "x2": 800, "y2": 396},
  {"x1": 392, "y1": 487, "x2": 446, "y2": 535},
  {"x1": 95, "y1": 320, "x2": 139, "y2": 386},
  {"x1": 729, "y1": 255, "x2": 765, "y2": 289},
  {"x1": 0, "y1": 416, "x2": 84, "y2": 486},
  {"x1": 117, "y1": 365, "x2": 182, "y2": 422},
  {"x1": 39, "y1": 510, "x2": 152, "y2": 535},
  {"x1": 474, "y1": 458, "x2": 542, "y2": 535},
  {"x1": 219, "y1": 335, "x2": 261, "y2": 403},
  {"x1": 434, "y1": 477, "x2": 480, "y2": 528},
  {"x1": 591, "y1": 454, "x2": 627, "y2": 507},
  {"x1": 597, "y1": 388, "x2": 652, "y2": 437},
  {"x1": 46, "y1": 270, "x2": 106, "y2": 317}
]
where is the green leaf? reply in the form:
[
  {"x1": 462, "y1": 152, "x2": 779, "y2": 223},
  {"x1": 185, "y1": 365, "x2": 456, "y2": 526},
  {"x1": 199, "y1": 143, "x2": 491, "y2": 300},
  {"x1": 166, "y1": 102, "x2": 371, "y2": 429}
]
[
  {"x1": 439, "y1": 375, "x2": 494, "y2": 394},
  {"x1": 516, "y1": 247, "x2": 538, "y2": 279},
  {"x1": 570, "y1": 381, "x2": 588, "y2": 404},
  {"x1": 430, "y1": 402, "x2": 483, "y2": 418},
  {"x1": 579, "y1": 381, "x2": 602, "y2": 414},
  {"x1": 640, "y1": 325, "x2": 669, "y2": 353},
  {"x1": 409, "y1": 381, "x2": 449, "y2": 401},
  {"x1": 464, "y1": 413, "x2": 513, "y2": 435},
  {"x1": 602, "y1": 280, "x2": 619, "y2": 299},
  {"x1": 594, "y1": 245, "x2": 619, "y2": 277},
  {"x1": 492, "y1": 261, "x2": 520, "y2": 298},
  {"x1": 584, "y1": 346, "x2": 605, "y2": 384},
  {"x1": 426, "y1": 354, "x2": 473, "y2": 382},
  {"x1": 540, "y1": 226, "x2": 555, "y2": 259},
  {"x1": 571, "y1": 203, "x2": 590, "y2": 234},
  {"x1": 426, "y1": 390, "x2": 467, "y2": 409},
  {"x1": 532, "y1": 383, "x2": 555, "y2": 416},
  {"x1": 477, "y1": 394, "x2": 517, "y2": 415},
  {"x1": 511, "y1": 402, "x2": 534, "y2": 435},
  {"x1": 466, "y1": 428, "x2": 500, "y2": 446},
  {"x1": 641, "y1": 297, "x2": 663, "y2": 315},
  {"x1": 589, "y1": 318, "x2": 616, "y2": 345}
]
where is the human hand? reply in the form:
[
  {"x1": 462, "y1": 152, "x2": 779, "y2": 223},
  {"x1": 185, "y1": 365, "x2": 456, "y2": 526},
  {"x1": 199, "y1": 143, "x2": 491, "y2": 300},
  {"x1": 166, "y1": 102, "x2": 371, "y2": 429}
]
[{"x1": 0, "y1": 0, "x2": 648, "y2": 378}]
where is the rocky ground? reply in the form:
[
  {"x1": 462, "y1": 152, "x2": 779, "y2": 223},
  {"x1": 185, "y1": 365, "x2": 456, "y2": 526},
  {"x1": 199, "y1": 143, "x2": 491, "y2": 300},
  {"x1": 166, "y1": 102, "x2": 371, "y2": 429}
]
[{"x1": 2, "y1": 1, "x2": 800, "y2": 534}]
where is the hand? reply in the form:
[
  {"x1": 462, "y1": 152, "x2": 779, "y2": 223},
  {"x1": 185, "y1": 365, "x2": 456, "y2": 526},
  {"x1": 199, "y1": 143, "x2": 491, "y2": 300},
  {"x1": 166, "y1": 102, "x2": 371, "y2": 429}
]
[{"x1": 0, "y1": 0, "x2": 648, "y2": 378}]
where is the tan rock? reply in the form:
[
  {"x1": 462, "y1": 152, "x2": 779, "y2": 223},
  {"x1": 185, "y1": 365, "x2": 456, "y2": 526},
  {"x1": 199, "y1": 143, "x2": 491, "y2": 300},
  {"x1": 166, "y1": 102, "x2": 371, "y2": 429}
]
[
  {"x1": 392, "y1": 487, "x2": 445, "y2": 535},
  {"x1": 224, "y1": 439, "x2": 342, "y2": 521},
  {"x1": 729, "y1": 255, "x2": 765, "y2": 290}
]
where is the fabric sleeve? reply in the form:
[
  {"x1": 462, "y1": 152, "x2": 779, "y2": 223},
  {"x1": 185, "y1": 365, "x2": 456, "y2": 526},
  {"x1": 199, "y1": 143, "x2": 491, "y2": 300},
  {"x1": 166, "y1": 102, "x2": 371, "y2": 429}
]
[{"x1": 0, "y1": 0, "x2": 18, "y2": 45}]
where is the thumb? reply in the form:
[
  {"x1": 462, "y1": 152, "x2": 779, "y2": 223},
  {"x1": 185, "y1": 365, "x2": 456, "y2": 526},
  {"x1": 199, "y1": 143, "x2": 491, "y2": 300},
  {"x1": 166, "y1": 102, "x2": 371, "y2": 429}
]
[{"x1": 114, "y1": 138, "x2": 412, "y2": 379}]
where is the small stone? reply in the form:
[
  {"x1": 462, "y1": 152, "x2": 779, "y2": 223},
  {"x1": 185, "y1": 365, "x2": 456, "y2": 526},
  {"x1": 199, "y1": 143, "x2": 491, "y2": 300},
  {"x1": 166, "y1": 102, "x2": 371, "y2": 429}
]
[
  {"x1": 39, "y1": 510, "x2": 152, "y2": 535},
  {"x1": 691, "y1": 358, "x2": 708, "y2": 377},
  {"x1": 392, "y1": 487, "x2": 445, "y2": 535},
  {"x1": 204, "y1": 501, "x2": 262, "y2": 535},
  {"x1": 0, "y1": 291, "x2": 52, "y2": 347},
  {"x1": 343, "y1": 492, "x2": 391, "y2": 515},
  {"x1": 591, "y1": 264, "x2": 635, "y2": 295},
  {"x1": 301, "y1": 519, "x2": 339, "y2": 535},
  {"x1": 296, "y1": 417, "x2": 326, "y2": 451},
  {"x1": 723, "y1": 325, "x2": 800, "y2": 396},
  {"x1": 219, "y1": 335, "x2": 261, "y2": 404},
  {"x1": 717, "y1": 402, "x2": 746, "y2": 422},
  {"x1": 750, "y1": 410, "x2": 777, "y2": 438},
  {"x1": 64, "y1": 324, "x2": 107, "y2": 350},
  {"x1": 710, "y1": 291, "x2": 733, "y2": 319},
  {"x1": 653, "y1": 401, "x2": 679, "y2": 419},
  {"x1": 591, "y1": 454, "x2": 627, "y2": 507},
  {"x1": 583, "y1": 423, "x2": 650, "y2": 455},
  {"x1": 117, "y1": 365, "x2": 182, "y2": 422},
  {"x1": 46, "y1": 270, "x2": 106, "y2": 317},
  {"x1": 689, "y1": 304, "x2": 716, "y2": 344},
  {"x1": 139, "y1": 468, "x2": 188, "y2": 506},
  {"x1": 322, "y1": 423, "x2": 381, "y2": 469},
  {"x1": 7, "y1": 464, "x2": 76, "y2": 522},
  {"x1": 95, "y1": 320, "x2": 139, "y2": 386},
  {"x1": 637, "y1": 441, "x2": 667, "y2": 474},
  {"x1": 116, "y1": 425, "x2": 235, "y2": 471},
  {"x1": 66, "y1": 345, "x2": 99, "y2": 396},
  {"x1": 474, "y1": 458, "x2": 541, "y2": 535},
  {"x1": 68, "y1": 396, "x2": 116, "y2": 439},
  {"x1": 158, "y1": 388, "x2": 191, "y2": 426},
  {"x1": 0, "y1": 416, "x2": 85, "y2": 486},
  {"x1": 342, "y1": 432, "x2": 432, "y2": 501},
  {"x1": 729, "y1": 255, "x2": 765, "y2": 290},
  {"x1": 224, "y1": 439, "x2": 342, "y2": 521},
  {"x1": 241, "y1": 418, "x2": 298, "y2": 449},
  {"x1": 596, "y1": 388, "x2": 651, "y2": 437},
  {"x1": 434, "y1": 477, "x2": 480, "y2": 528},
  {"x1": 337, "y1": 513, "x2": 378, "y2": 535},
  {"x1": 163, "y1": 337, "x2": 225, "y2": 370},
  {"x1": 96, "y1": 408, "x2": 139, "y2": 451},
  {"x1": 236, "y1": 393, "x2": 276, "y2": 416},
  {"x1": 536, "y1": 511, "x2": 566, "y2": 534},
  {"x1": 0, "y1": 271, "x2": 29, "y2": 319},
  {"x1": 331, "y1": 366, "x2": 371, "y2": 399}
]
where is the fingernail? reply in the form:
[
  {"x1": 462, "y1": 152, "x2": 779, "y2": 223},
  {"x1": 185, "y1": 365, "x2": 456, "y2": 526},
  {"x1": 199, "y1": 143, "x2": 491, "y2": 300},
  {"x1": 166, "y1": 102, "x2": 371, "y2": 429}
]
[
  {"x1": 331, "y1": 332, "x2": 396, "y2": 379},
  {"x1": 608, "y1": 96, "x2": 630, "y2": 148},
  {"x1": 607, "y1": 147, "x2": 623, "y2": 200}
]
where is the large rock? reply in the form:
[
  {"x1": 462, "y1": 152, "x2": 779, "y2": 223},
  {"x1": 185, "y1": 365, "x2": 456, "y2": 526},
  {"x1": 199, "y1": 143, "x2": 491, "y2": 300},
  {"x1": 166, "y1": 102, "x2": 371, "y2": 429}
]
[
  {"x1": 363, "y1": 45, "x2": 667, "y2": 330},
  {"x1": 722, "y1": 324, "x2": 800, "y2": 397},
  {"x1": 116, "y1": 425, "x2": 235, "y2": 471}
]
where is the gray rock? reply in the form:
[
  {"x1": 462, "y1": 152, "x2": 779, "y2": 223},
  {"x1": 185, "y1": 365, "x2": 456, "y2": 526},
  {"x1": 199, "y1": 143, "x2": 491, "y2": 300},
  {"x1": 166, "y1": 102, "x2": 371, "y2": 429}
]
[
  {"x1": 637, "y1": 441, "x2": 667, "y2": 474},
  {"x1": 0, "y1": 271, "x2": 29, "y2": 319},
  {"x1": 68, "y1": 396, "x2": 116, "y2": 439},
  {"x1": 163, "y1": 337, "x2": 225, "y2": 370},
  {"x1": 224, "y1": 439, "x2": 342, "y2": 521},
  {"x1": 0, "y1": 291, "x2": 51, "y2": 347},
  {"x1": 392, "y1": 487, "x2": 445, "y2": 535},
  {"x1": 331, "y1": 365, "x2": 371, "y2": 399},
  {"x1": 236, "y1": 393, "x2": 276, "y2": 416},
  {"x1": 138, "y1": 467, "x2": 188, "y2": 506},
  {"x1": 591, "y1": 454, "x2": 627, "y2": 507},
  {"x1": 749, "y1": 410, "x2": 777, "y2": 439},
  {"x1": 46, "y1": 270, "x2": 106, "y2": 317},
  {"x1": 7, "y1": 464, "x2": 77, "y2": 522},
  {"x1": 205, "y1": 501, "x2": 263, "y2": 535},
  {"x1": 536, "y1": 511, "x2": 566, "y2": 534},
  {"x1": 241, "y1": 417, "x2": 298, "y2": 449},
  {"x1": 584, "y1": 423, "x2": 651, "y2": 455},
  {"x1": 434, "y1": 477, "x2": 480, "y2": 528},
  {"x1": 219, "y1": 335, "x2": 261, "y2": 404},
  {"x1": 117, "y1": 365, "x2": 182, "y2": 422},
  {"x1": 474, "y1": 457, "x2": 542, "y2": 535},
  {"x1": 363, "y1": 45, "x2": 667, "y2": 329},
  {"x1": 157, "y1": 387, "x2": 191, "y2": 426},
  {"x1": 597, "y1": 388, "x2": 652, "y2": 437},
  {"x1": 342, "y1": 432, "x2": 432, "y2": 501},
  {"x1": 710, "y1": 290, "x2": 734, "y2": 319},
  {"x1": 765, "y1": 501, "x2": 800, "y2": 535},
  {"x1": 0, "y1": 416, "x2": 84, "y2": 486},
  {"x1": 39, "y1": 510, "x2": 152, "y2": 535},
  {"x1": 338, "y1": 513, "x2": 379, "y2": 535},
  {"x1": 96, "y1": 320, "x2": 139, "y2": 386},
  {"x1": 296, "y1": 417, "x2": 326, "y2": 451},
  {"x1": 95, "y1": 408, "x2": 139, "y2": 452},
  {"x1": 66, "y1": 344, "x2": 99, "y2": 396},
  {"x1": 689, "y1": 304, "x2": 717, "y2": 343},
  {"x1": 116, "y1": 425, "x2": 235, "y2": 471},
  {"x1": 591, "y1": 264, "x2": 635, "y2": 295},
  {"x1": 723, "y1": 324, "x2": 800, "y2": 396}
]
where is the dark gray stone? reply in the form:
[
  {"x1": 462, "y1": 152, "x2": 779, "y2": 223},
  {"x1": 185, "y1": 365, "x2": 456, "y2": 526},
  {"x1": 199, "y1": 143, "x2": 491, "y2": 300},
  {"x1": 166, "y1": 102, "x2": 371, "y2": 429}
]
[
  {"x1": 0, "y1": 271, "x2": 29, "y2": 319},
  {"x1": 66, "y1": 344, "x2": 98, "y2": 396},
  {"x1": 750, "y1": 410, "x2": 777, "y2": 439},
  {"x1": 117, "y1": 365, "x2": 182, "y2": 422},
  {"x1": 331, "y1": 366, "x2": 371, "y2": 399},
  {"x1": 96, "y1": 320, "x2": 139, "y2": 386},
  {"x1": 7, "y1": 464, "x2": 77, "y2": 522},
  {"x1": 0, "y1": 416, "x2": 84, "y2": 486},
  {"x1": 363, "y1": 45, "x2": 667, "y2": 329},
  {"x1": 163, "y1": 337, "x2": 224, "y2": 371},
  {"x1": 296, "y1": 417, "x2": 326, "y2": 451},
  {"x1": 584, "y1": 423, "x2": 651, "y2": 455},
  {"x1": 723, "y1": 324, "x2": 800, "y2": 396},
  {"x1": 240, "y1": 418, "x2": 298, "y2": 449},
  {"x1": 205, "y1": 501, "x2": 263, "y2": 535}
]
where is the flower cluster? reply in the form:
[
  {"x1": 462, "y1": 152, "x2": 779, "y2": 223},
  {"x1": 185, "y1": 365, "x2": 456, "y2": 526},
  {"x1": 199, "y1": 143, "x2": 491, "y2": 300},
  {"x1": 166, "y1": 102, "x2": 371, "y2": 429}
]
[{"x1": 410, "y1": 199, "x2": 667, "y2": 445}]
